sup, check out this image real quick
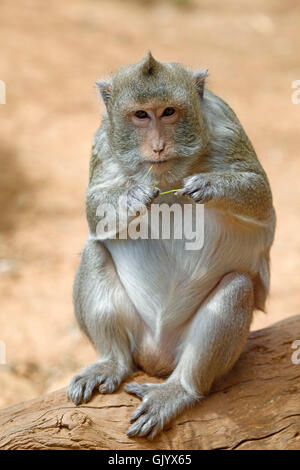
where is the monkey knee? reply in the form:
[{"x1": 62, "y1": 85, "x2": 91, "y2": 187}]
[
  {"x1": 80, "y1": 239, "x2": 108, "y2": 266},
  {"x1": 220, "y1": 272, "x2": 254, "y2": 302},
  {"x1": 212, "y1": 272, "x2": 254, "y2": 331}
]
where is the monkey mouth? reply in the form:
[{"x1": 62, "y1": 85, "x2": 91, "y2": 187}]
[
  {"x1": 145, "y1": 159, "x2": 174, "y2": 177},
  {"x1": 145, "y1": 159, "x2": 173, "y2": 165}
]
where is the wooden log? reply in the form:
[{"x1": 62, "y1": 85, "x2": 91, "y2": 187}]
[{"x1": 1, "y1": 315, "x2": 300, "y2": 450}]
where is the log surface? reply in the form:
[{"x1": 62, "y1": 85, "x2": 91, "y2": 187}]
[{"x1": 1, "y1": 315, "x2": 300, "y2": 450}]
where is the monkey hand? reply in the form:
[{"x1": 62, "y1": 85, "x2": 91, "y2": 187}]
[
  {"x1": 179, "y1": 173, "x2": 216, "y2": 204},
  {"x1": 122, "y1": 184, "x2": 160, "y2": 216}
]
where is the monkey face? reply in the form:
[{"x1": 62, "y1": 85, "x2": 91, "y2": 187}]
[
  {"x1": 127, "y1": 103, "x2": 181, "y2": 177},
  {"x1": 96, "y1": 53, "x2": 209, "y2": 182}
]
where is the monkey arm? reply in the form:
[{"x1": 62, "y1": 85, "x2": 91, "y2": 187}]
[
  {"x1": 206, "y1": 170, "x2": 273, "y2": 221},
  {"x1": 201, "y1": 91, "x2": 274, "y2": 221},
  {"x1": 86, "y1": 185, "x2": 126, "y2": 236},
  {"x1": 86, "y1": 139, "x2": 131, "y2": 236},
  {"x1": 87, "y1": 130, "x2": 160, "y2": 237},
  {"x1": 181, "y1": 170, "x2": 274, "y2": 222},
  {"x1": 86, "y1": 183, "x2": 160, "y2": 239}
]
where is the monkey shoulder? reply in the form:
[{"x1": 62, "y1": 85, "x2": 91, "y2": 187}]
[
  {"x1": 202, "y1": 89, "x2": 253, "y2": 149},
  {"x1": 203, "y1": 89, "x2": 241, "y2": 125},
  {"x1": 91, "y1": 124, "x2": 107, "y2": 158},
  {"x1": 202, "y1": 90, "x2": 267, "y2": 176},
  {"x1": 89, "y1": 125, "x2": 109, "y2": 183}
]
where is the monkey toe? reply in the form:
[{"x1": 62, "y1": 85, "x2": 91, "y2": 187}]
[
  {"x1": 127, "y1": 408, "x2": 163, "y2": 440},
  {"x1": 124, "y1": 381, "x2": 151, "y2": 399}
]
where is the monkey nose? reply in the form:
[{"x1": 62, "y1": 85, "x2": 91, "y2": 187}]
[{"x1": 152, "y1": 142, "x2": 165, "y2": 154}]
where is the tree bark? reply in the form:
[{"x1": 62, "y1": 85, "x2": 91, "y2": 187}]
[{"x1": 1, "y1": 315, "x2": 300, "y2": 450}]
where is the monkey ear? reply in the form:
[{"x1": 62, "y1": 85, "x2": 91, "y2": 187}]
[
  {"x1": 193, "y1": 69, "x2": 208, "y2": 98},
  {"x1": 95, "y1": 80, "x2": 112, "y2": 106},
  {"x1": 141, "y1": 51, "x2": 159, "y2": 76}
]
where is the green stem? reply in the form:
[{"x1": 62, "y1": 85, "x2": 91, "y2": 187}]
[
  {"x1": 159, "y1": 189, "x2": 181, "y2": 195},
  {"x1": 148, "y1": 167, "x2": 181, "y2": 196},
  {"x1": 144, "y1": 164, "x2": 153, "y2": 179}
]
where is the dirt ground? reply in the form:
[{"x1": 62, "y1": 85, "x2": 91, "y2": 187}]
[{"x1": 0, "y1": 0, "x2": 299, "y2": 408}]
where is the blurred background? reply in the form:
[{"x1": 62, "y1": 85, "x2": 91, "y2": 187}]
[{"x1": 0, "y1": 0, "x2": 299, "y2": 408}]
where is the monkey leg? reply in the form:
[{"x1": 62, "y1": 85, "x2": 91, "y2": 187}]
[
  {"x1": 68, "y1": 240, "x2": 138, "y2": 405},
  {"x1": 125, "y1": 272, "x2": 254, "y2": 439}
]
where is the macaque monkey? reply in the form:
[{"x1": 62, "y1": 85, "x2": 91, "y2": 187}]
[{"x1": 67, "y1": 53, "x2": 275, "y2": 439}]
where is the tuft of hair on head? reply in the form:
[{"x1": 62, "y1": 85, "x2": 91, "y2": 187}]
[
  {"x1": 95, "y1": 79, "x2": 112, "y2": 106},
  {"x1": 193, "y1": 69, "x2": 209, "y2": 98},
  {"x1": 140, "y1": 51, "x2": 160, "y2": 77}
]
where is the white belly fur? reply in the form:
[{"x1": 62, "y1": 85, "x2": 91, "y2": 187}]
[{"x1": 104, "y1": 205, "x2": 271, "y2": 341}]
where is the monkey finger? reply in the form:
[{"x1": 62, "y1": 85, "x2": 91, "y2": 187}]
[
  {"x1": 183, "y1": 174, "x2": 200, "y2": 186},
  {"x1": 180, "y1": 187, "x2": 213, "y2": 203},
  {"x1": 176, "y1": 188, "x2": 189, "y2": 197},
  {"x1": 186, "y1": 189, "x2": 205, "y2": 201},
  {"x1": 191, "y1": 189, "x2": 213, "y2": 203},
  {"x1": 177, "y1": 187, "x2": 200, "y2": 199},
  {"x1": 152, "y1": 187, "x2": 160, "y2": 197}
]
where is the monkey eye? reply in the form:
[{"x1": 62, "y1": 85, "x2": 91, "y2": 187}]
[
  {"x1": 162, "y1": 107, "x2": 175, "y2": 117},
  {"x1": 135, "y1": 110, "x2": 149, "y2": 119}
]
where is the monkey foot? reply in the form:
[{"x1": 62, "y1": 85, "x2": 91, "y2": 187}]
[
  {"x1": 67, "y1": 361, "x2": 127, "y2": 405},
  {"x1": 125, "y1": 381, "x2": 197, "y2": 440}
]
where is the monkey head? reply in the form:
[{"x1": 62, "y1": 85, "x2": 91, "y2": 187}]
[{"x1": 96, "y1": 53, "x2": 209, "y2": 184}]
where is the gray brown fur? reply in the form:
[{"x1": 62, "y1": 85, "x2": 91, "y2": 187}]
[{"x1": 67, "y1": 53, "x2": 275, "y2": 439}]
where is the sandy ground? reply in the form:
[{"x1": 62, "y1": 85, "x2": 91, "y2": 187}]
[{"x1": 0, "y1": 0, "x2": 299, "y2": 408}]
